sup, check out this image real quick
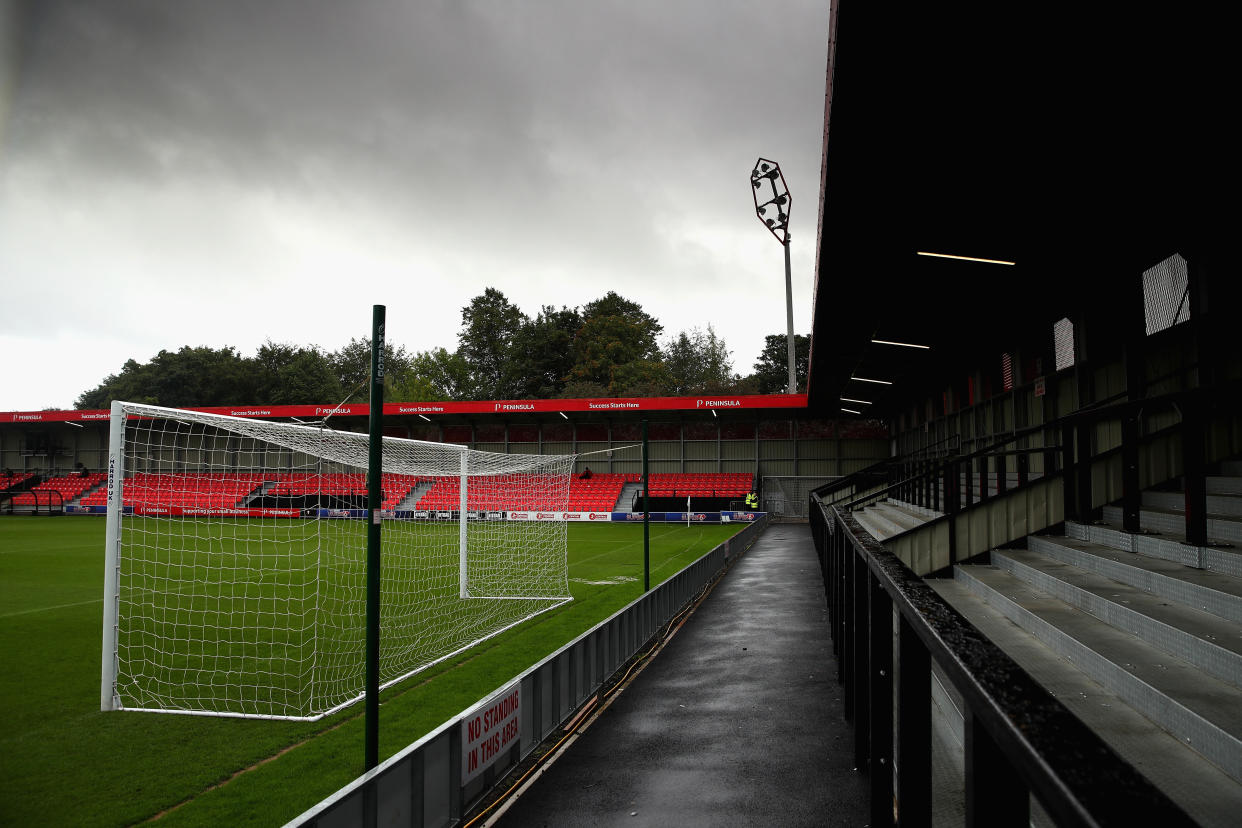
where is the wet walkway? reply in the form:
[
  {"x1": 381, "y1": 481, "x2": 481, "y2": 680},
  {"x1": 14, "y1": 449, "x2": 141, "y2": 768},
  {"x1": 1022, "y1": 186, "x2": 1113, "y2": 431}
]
[{"x1": 494, "y1": 523, "x2": 869, "y2": 827}]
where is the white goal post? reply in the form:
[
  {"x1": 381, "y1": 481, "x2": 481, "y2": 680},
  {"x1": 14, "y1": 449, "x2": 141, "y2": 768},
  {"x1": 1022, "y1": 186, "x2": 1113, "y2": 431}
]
[{"x1": 100, "y1": 401, "x2": 574, "y2": 720}]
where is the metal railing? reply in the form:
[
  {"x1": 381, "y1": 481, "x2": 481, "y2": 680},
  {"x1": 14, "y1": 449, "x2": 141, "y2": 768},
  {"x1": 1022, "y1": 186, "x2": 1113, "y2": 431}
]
[
  {"x1": 813, "y1": 434, "x2": 961, "y2": 512},
  {"x1": 0, "y1": 488, "x2": 63, "y2": 515},
  {"x1": 837, "y1": 361, "x2": 1205, "y2": 520},
  {"x1": 809, "y1": 498, "x2": 1194, "y2": 826},
  {"x1": 821, "y1": 380, "x2": 1242, "y2": 574}
]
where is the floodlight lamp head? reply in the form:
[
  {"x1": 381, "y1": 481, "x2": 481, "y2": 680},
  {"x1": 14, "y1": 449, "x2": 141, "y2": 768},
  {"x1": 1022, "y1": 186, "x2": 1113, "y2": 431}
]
[{"x1": 750, "y1": 156, "x2": 791, "y2": 245}]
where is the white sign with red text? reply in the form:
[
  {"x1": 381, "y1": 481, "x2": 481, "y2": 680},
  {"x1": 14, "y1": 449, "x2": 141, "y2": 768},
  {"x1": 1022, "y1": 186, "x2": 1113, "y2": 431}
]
[
  {"x1": 506, "y1": 511, "x2": 611, "y2": 521},
  {"x1": 461, "y1": 682, "x2": 521, "y2": 784}
]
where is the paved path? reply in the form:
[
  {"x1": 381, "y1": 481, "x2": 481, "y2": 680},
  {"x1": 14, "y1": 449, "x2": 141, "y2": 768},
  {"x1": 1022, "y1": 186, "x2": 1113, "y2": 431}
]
[{"x1": 494, "y1": 523, "x2": 868, "y2": 827}]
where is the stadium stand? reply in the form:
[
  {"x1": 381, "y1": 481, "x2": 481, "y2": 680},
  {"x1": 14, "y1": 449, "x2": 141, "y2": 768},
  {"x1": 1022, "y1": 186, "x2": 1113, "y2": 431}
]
[
  {"x1": 71, "y1": 471, "x2": 756, "y2": 512},
  {"x1": 32, "y1": 472, "x2": 106, "y2": 504},
  {"x1": 77, "y1": 471, "x2": 431, "y2": 511},
  {"x1": 643, "y1": 473, "x2": 751, "y2": 498},
  {"x1": 0, "y1": 471, "x2": 35, "y2": 492},
  {"x1": 79, "y1": 472, "x2": 266, "y2": 509},
  {"x1": 566, "y1": 473, "x2": 627, "y2": 511},
  {"x1": 267, "y1": 472, "x2": 422, "y2": 510},
  {"x1": 413, "y1": 472, "x2": 628, "y2": 512}
]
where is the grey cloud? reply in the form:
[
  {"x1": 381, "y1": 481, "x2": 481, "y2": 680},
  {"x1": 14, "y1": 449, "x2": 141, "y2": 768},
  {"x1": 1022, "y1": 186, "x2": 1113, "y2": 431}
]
[{"x1": 0, "y1": 0, "x2": 828, "y2": 409}]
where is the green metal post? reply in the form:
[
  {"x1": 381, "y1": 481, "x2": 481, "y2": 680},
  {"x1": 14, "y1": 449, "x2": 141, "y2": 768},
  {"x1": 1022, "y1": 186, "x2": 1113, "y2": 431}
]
[
  {"x1": 365, "y1": 305, "x2": 385, "y2": 772},
  {"x1": 642, "y1": 419, "x2": 650, "y2": 592}
]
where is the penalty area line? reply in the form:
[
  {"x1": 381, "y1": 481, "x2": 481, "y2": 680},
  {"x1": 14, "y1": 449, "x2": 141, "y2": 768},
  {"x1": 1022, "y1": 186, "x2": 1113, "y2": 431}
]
[{"x1": 0, "y1": 597, "x2": 102, "y2": 618}]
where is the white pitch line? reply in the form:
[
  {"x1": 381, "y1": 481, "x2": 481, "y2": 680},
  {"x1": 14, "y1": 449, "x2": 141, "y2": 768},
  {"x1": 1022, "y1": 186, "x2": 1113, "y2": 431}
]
[
  {"x1": 1, "y1": 597, "x2": 102, "y2": 619},
  {"x1": 572, "y1": 525, "x2": 680, "y2": 567}
]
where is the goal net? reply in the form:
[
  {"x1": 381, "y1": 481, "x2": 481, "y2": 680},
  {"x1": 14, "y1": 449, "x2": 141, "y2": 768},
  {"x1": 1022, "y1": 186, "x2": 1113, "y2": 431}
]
[{"x1": 100, "y1": 402, "x2": 574, "y2": 720}]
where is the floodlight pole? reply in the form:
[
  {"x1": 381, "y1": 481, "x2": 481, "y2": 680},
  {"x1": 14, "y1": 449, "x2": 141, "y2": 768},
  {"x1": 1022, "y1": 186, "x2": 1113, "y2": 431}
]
[
  {"x1": 751, "y1": 157, "x2": 798, "y2": 394},
  {"x1": 783, "y1": 232, "x2": 796, "y2": 395},
  {"x1": 365, "y1": 305, "x2": 386, "y2": 773}
]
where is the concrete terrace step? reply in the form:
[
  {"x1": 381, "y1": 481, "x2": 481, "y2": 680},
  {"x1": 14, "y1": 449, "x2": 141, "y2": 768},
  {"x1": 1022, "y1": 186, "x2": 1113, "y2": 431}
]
[
  {"x1": 871, "y1": 501, "x2": 929, "y2": 531},
  {"x1": 617, "y1": 481, "x2": 643, "y2": 511},
  {"x1": 241, "y1": 481, "x2": 276, "y2": 505},
  {"x1": 852, "y1": 508, "x2": 901, "y2": 541},
  {"x1": 69, "y1": 480, "x2": 107, "y2": 506},
  {"x1": 952, "y1": 563, "x2": 1242, "y2": 785},
  {"x1": 852, "y1": 499, "x2": 938, "y2": 541},
  {"x1": 1102, "y1": 504, "x2": 1242, "y2": 546},
  {"x1": 1069, "y1": 519, "x2": 1242, "y2": 576},
  {"x1": 397, "y1": 480, "x2": 435, "y2": 510},
  {"x1": 1143, "y1": 489, "x2": 1242, "y2": 517},
  {"x1": 930, "y1": 578, "x2": 1242, "y2": 827},
  {"x1": 1030, "y1": 532, "x2": 1242, "y2": 622},
  {"x1": 993, "y1": 546, "x2": 1242, "y2": 690},
  {"x1": 1207, "y1": 476, "x2": 1242, "y2": 495},
  {"x1": 885, "y1": 498, "x2": 940, "y2": 519}
]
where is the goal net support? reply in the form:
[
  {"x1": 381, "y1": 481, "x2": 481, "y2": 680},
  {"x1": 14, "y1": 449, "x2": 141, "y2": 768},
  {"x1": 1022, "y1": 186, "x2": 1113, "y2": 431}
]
[{"x1": 100, "y1": 401, "x2": 574, "y2": 720}]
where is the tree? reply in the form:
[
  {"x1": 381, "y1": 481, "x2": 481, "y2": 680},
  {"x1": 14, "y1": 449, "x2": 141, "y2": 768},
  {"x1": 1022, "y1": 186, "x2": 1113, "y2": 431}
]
[
  {"x1": 76, "y1": 359, "x2": 159, "y2": 409},
  {"x1": 569, "y1": 291, "x2": 664, "y2": 394},
  {"x1": 75, "y1": 346, "x2": 256, "y2": 409},
  {"x1": 610, "y1": 359, "x2": 673, "y2": 397},
  {"x1": 254, "y1": 341, "x2": 343, "y2": 405},
  {"x1": 399, "y1": 348, "x2": 472, "y2": 401},
  {"x1": 729, "y1": 374, "x2": 761, "y2": 395},
  {"x1": 751, "y1": 333, "x2": 810, "y2": 394},
  {"x1": 662, "y1": 325, "x2": 735, "y2": 395},
  {"x1": 330, "y1": 337, "x2": 416, "y2": 402},
  {"x1": 458, "y1": 288, "x2": 529, "y2": 399},
  {"x1": 580, "y1": 292, "x2": 663, "y2": 334},
  {"x1": 504, "y1": 305, "x2": 582, "y2": 399},
  {"x1": 557, "y1": 380, "x2": 609, "y2": 399}
]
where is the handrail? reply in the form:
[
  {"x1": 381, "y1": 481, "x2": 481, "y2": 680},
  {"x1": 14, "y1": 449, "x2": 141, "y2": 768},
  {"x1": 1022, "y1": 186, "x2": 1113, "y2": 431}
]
[
  {"x1": 0, "y1": 488, "x2": 64, "y2": 515},
  {"x1": 809, "y1": 497, "x2": 1195, "y2": 826},
  {"x1": 908, "y1": 432, "x2": 962, "y2": 457},
  {"x1": 813, "y1": 435, "x2": 961, "y2": 508},
  {"x1": 811, "y1": 366, "x2": 1225, "y2": 543},
  {"x1": 838, "y1": 379, "x2": 1239, "y2": 518}
]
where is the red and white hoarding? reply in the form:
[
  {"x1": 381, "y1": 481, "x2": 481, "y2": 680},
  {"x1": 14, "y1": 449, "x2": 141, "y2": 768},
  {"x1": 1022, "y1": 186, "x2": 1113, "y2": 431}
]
[
  {"x1": 0, "y1": 393, "x2": 807, "y2": 423},
  {"x1": 506, "y1": 511, "x2": 612, "y2": 521}
]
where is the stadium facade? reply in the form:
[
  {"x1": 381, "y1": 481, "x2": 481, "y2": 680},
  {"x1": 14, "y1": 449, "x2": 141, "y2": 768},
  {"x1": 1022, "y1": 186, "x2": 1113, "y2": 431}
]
[{"x1": 0, "y1": 392, "x2": 888, "y2": 520}]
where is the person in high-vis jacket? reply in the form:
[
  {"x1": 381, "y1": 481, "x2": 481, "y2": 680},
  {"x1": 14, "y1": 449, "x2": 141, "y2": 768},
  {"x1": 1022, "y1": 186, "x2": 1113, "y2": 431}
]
[{"x1": 744, "y1": 491, "x2": 758, "y2": 509}]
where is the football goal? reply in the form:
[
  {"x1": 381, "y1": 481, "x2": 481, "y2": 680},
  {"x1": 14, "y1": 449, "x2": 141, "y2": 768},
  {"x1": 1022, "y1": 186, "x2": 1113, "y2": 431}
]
[{"x1": 100, "y1": 401, "x2": 574, "y2": 720}]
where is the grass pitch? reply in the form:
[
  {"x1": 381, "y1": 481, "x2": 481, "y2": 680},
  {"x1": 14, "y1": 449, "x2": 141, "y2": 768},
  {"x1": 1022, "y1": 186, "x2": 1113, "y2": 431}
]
[{"x1": 0, "y1": 516, "x2": 743, "y2": 827}]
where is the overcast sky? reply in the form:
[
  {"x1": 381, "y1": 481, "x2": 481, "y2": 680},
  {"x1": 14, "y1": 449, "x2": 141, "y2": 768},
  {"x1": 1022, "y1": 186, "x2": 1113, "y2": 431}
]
[{"x1": 0, "y1": 0, "x2": 829, "y2": 411}]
